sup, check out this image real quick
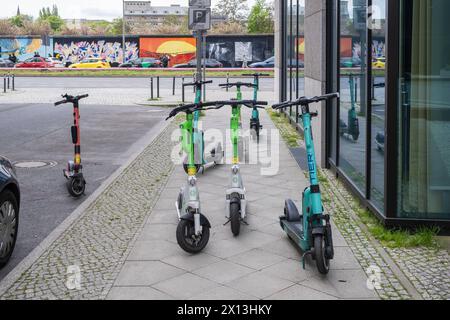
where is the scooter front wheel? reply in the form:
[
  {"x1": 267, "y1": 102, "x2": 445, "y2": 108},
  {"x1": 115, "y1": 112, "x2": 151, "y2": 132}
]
[
  {"x1": 183, "y1": 164, "x2": 201, "y2": 175},
  {"x1": 67, "y1": 176, "x2": 86, "y2": 198},
  {"x1": 314, "y1": 235, "x2": 330, "y2": 275},
  {"x1": 230, "y1": 202, "x2": 241, "y2": 236},
  {"x1": 176, "y1": 219, "x2": 210, "y2": 254}
]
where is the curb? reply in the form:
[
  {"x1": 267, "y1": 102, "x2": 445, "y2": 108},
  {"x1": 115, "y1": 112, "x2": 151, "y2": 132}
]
[{"x1": 0, "y1": 118, "x2": 172, "y2": 297}]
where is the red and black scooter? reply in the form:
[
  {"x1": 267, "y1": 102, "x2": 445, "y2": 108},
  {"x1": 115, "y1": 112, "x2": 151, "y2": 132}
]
[{"x1": 55, "y1": 94, "x2": 89, "y2": 197}]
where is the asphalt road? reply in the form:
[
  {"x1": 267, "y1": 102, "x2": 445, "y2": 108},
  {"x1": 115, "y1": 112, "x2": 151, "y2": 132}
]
[
  {"x1": 14, "y1": 77, "x2": 275, "y2": 92},
  {"x1": 0, "y1": 103, "x2": 167, "y2": 280}
]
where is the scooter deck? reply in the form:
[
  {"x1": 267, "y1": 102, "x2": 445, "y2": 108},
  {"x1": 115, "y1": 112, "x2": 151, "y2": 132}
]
[{"x1": 280, "y1": 218, "x2": 305, "y2": 247}]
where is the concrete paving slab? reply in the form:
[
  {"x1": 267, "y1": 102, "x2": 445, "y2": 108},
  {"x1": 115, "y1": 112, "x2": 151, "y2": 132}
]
[
  {"x1": 194, "y1": 260, "x2": 255, "y2": 284},
  {"x1": 226, "y1": 272, "x2": 294, "y2": 299},
  {"x1": 127, "y1": 240, "x2": 181, "y2": 261},
  {"x1": 189, "y1": 285, "x2": 257, "y2": 300},
  {"x1": 228, "y1": 248, "x2": 287, "y2": 270},
  {"x1": 162, "y1": 253, "x2": 221, "y2": 272},
  {"x1": 153, "y1": 273, "x2": 218, "y2": 300},
  {"x1": 115, "y1": 261, "x2": 184, "y2": 287},
  {"x1": 107, "y1": 286, "x2": 174, "y2": 300},
  {"x1": 267, "y1": 284, "x2": 339, "y2": 300}
]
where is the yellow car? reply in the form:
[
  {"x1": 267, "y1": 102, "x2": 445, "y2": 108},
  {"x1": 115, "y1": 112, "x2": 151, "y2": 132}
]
[
  {"x1": 69, "y1": 58, "x2": 111, "y2": 69},
  {"x1": 372, "y1": 57, "x2": 386, "y2": 69}
]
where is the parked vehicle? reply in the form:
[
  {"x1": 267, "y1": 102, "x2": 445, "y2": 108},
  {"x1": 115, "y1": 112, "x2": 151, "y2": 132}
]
[
  {"x1": 46, "y1": 58, "x2": 64, "y2": 68},
  {"x1": 288, "y1": 59, "x2": 305, "y2": 68},
  {"x1": 372, "y1": 57, "x2": 386, "y2": 69},
  {"x1": 340, "y1": 57, "x2": 362, "y2": 68},
  {"x1": 119, "y1": 58, "x2": 162, "y2": 68},
  {"x1": 0, "y1": 58, "x2": 15, "y2": 68},
  {"x1": 249, "y1": 56, "x2": 275, "y2": 68},
  {"x1": 173, "y1": 59, "x2": 223, "y2": 68},
  {"x1": 69, "y1": 58, "x2": 111, "y2": 69},
  {"x1": 0, "y1": 156, "x2": 20, "y2": 268},
  {"x1": 15, "y1": 57, "x2": 55, "y2": 68}
]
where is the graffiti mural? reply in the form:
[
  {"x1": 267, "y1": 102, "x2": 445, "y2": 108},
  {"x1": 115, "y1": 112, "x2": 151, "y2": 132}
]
[
  {"x1": 207, "y1": 35, "x2": 274, "y2": 68},
  {"x1": 0, "y1": 37, "x2": 51, "y2": 61},
  {"x1": 53, "y1": 37, "x2": 139, "y2": 65},
  {"x1": 140, "y1": 37, "x2": 196, "y2": 67}
]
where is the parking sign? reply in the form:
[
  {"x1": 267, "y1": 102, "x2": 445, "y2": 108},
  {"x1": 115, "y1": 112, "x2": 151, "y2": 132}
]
[{"x1": 189, "y1": 8, "x2": 211, "y2": 30}]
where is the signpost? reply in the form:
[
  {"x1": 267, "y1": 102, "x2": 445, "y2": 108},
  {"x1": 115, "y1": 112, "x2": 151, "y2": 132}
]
[{"x1": 189, "y1": 0, "x2": 211, "y2": 83}]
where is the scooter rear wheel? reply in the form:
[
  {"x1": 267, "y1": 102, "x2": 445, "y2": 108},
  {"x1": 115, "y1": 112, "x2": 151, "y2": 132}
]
[
  {"x1": 314, "y1": 235, "x2": 330, "y2": 275},
  {"x1": 67, "y1": 176, "x2": 86, "y2": 198},
  {"x1": 176, "y1": 219, "x2": 210, "y2": 254},
  {"x1": 230, "y1": 202, "x2": 241, "y2": 236}
]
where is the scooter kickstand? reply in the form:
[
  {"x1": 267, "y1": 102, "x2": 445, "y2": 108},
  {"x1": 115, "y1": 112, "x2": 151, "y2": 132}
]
[
  {"x1": 223, "y1": 218, "x2": 231, "y2": 226},
  {"x1": 302, "y1": 250, "x2": 313, "y2": 270}
]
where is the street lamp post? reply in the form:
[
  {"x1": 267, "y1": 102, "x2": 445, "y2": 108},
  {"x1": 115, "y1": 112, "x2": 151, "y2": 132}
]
[{"x1": 122, "y1": 0, "x2": 126, "y2": 64}]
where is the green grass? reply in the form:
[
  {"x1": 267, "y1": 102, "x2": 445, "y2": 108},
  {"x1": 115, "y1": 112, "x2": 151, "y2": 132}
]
[
  {"x1": 9, "y1": 69, "x2": 274, "y2": 78},
  {"x1": 356, "y1": 208, "x2": 440, "y2": 248},
  {"x1": 268, "y1": 109, "x2": 302, "y2": 148}
]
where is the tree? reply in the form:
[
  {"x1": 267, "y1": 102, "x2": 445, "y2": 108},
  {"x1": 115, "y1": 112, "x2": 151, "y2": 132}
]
[
  {"x1": 0, "y1": 19, "x2": 19, "y2": 35},
  {"x1": 212, "y1": 0, "x2": 249, "y2": 23},
  {"x1": 110, "y1": 18, "x2": 131, "y2": 35},
  {"x1": 38, "y1": 5, "x2": 64, "y2": 32},
  {"x1": 247, "y1": 0, "x2": 274, "y2": 34}
]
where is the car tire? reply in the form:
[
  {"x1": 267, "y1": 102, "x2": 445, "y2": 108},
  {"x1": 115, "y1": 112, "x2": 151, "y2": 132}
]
[{"x1": 0, "y1": 190, "x2": 19, "y2": 268}]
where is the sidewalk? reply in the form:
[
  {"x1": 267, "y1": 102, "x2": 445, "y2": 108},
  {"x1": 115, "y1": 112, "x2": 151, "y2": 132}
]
[{"x1": 107, "y1": 104, "x2": 377, "y2": 300}]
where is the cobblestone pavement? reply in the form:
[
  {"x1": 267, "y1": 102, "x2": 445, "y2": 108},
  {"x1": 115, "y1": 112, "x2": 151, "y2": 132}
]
[
  {"x1": 0, "y1": 118, "x2": 180, "y2": 300},
  {"x1": 319, "y1": 169, "x2": 412, "y2": 300},
  {"x1": 321, "y1": 167, "x2": 449, "y2": 300},
  {"x1": 388, "y1": 247, "x2": 449, "y2": 300}
]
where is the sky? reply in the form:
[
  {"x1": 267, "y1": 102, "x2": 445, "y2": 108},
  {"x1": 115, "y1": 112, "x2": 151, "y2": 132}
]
[{"x1": 0, "y1": 0, "x2": 256, "y2": 21}]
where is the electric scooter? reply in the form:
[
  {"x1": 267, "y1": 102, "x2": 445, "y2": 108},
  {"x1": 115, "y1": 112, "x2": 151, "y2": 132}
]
[
  {"x1": 222, "y1": 100, "x2": 268, "y2": 236},
  {"x1": 340, "y1": 75, "x2": 360, "y2": 141},
  {"x1": 272, "y1": 93, "x2": 339, "y2": 274},
  {"x1": 55, "y1": 94, "x2": 89, "y2": 198},
  {"x1": 242, "y1": 73, "x2": 271, "y2": 142},
  {"x1": 181, "y1": 80, "x2": 223, "y2": 174},
  {"x1": 218, "y1": 82, "x2": 258, "y2": 128},
  {"x1": 166, "y1": 100, "x2": 266, "y2": 251}
]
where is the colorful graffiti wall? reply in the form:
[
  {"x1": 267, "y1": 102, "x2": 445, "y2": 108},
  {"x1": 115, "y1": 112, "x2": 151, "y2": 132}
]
[
  {"x1": 53, "y1": 37, "x2": 139, "y2": 65},
  {"x1": 140, "y1": 37, "x2": 197, "y2": 67},
  {"x1": 0, "y1": 37, "x2": 52, "y2": 61},
  {"x1": 340, "y1": 37, "x2": 386, "y2": 59}
]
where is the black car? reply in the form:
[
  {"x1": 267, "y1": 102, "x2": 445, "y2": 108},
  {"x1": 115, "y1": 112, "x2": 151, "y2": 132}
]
[
  {"x1": 173, "y1": 59, "x2": 223, "y2": 68},
  {"x1": 249, "y1": 56, "x2": 275, "y2": 68},
  {"x1": 119, "y1": 58, "x2": 162, "y2": 68},
  {"x1": 0, "y1": 58, "x2": 15, "y2": 68},
  {"x1": 0, "y1": 156, "x2": 20, "y2": 268}
]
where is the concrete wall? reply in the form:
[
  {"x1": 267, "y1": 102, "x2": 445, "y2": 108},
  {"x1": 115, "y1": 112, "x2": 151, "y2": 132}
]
[{"x1": 304, "y1": 0, "x2": 328, "y2": 167}]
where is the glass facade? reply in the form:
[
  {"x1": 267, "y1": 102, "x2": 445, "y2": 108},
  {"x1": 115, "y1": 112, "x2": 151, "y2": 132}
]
[
  {"x1": 398, "y1": 0, "x2": 450, "y2": 220},
  {"x1": 279, "y1": 0, "x2": 449, "y2": 227}
]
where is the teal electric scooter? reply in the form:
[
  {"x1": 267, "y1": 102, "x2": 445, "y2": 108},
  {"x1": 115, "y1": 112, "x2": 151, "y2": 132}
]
[
  {"x1": 242, "y1": 73, "x2": 270, "y2": 142},
  {"x1": 272, "y1": 93, "x2": 339, "y2": 274},
  {"x1": 181, "y1": 80, "x2": 223, "y2": 174}
]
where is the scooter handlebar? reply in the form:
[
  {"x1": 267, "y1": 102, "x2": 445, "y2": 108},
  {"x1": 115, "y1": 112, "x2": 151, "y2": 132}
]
[
  {"x1": 55, "y1": 94, "x2": 89, "y2": 106},
  {"x1": 165, "y1": 100, "x2": 268, "y2": 120},
  {"x1": 219, "y1": 82, "x2": 257, "y2": 89},
  {"x1": 183, "y1": 80, "x2": 213, "y2": 87},
  {"x1": 272, "y1": 93, "x2": 339, "y2": 110}
]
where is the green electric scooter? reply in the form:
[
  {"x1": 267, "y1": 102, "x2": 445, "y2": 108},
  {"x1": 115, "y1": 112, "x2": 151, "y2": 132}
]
[
  {"x1": 181, "y1": 80, "x2": 223, "y2": 174},
  {"x1": 340, "y1": 75, "x2": 360, "y2": 141},
  {"x1": 273, "y1": 93, "x2": 339, "y2": 274},
  {"x1": 219, "y1": 82, "x2": 258, "y2": 128}
]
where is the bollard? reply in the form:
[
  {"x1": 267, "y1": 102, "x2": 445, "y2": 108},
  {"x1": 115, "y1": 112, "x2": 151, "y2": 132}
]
[
  {"x1": 157, "y1": 76, "x2": 160, "y2": 98},
  {"x1": 172, "y1": 77, "x2": 176, "y2": 96},
  {"x1": 12, "y1": 74, "x2": 14, "y2": 91},
  {"x1": 226, "y1": 73, "x2": 229, "y2": 92},
  {"x1": 193, "y1": 73, "x2": 196, "y2": 93},
  {"x1": 182, "y1": 83, "x2": 185, "y2": 103},
  {"x1": 3, "y1": 76, "x2": 6, "y2": 93},
  {"x1": 150, "y1": 77, "x2": 154, "y2": 100},
  {"x1": 7, "y1": 74, "x2": 10, "y2": 90}
]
